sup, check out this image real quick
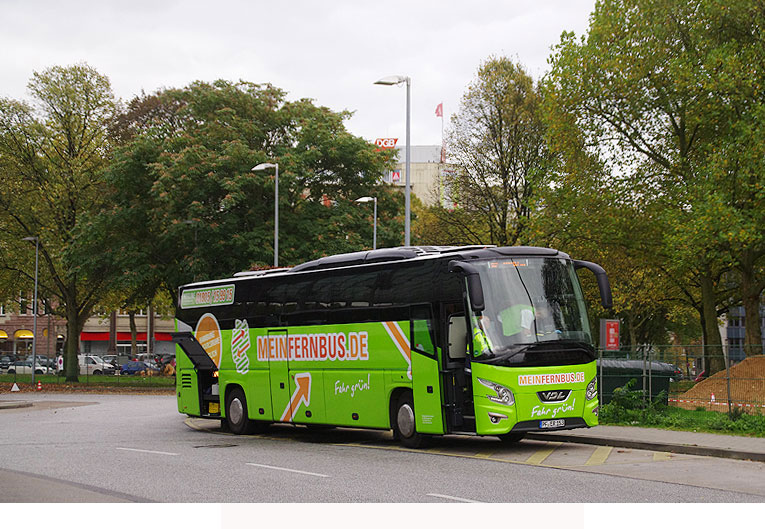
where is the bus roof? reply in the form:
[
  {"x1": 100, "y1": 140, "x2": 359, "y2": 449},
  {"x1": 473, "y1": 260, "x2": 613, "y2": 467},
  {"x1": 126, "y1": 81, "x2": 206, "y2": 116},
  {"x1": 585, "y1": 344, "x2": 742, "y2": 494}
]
[{"x1": 178, "y1": 245, "x2": 570, "y2": 291}]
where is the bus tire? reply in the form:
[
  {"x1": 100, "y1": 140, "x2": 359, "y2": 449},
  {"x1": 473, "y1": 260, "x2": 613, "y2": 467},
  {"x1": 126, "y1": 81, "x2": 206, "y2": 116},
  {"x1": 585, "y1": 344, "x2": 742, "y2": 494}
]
[
  {"x1": 225, "y1": 387, "x2": 255, "y2": 435},
  {"x1": 498, "y1": 432, "x2": 526, "y2": 443},
  {"x1": 393, "y1": 393, "x2": 428, "y2": 448}
]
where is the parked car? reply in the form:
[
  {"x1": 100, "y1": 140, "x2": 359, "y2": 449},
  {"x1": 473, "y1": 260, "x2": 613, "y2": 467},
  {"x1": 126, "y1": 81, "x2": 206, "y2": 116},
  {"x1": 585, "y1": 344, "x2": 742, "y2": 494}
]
[
  {"x1": 78, "y1": 355, "x2": 115, "y2": 375},
  {"x1": 101, "y1": 354, "x2": 121, "y2": 370},
  {"x1": 24, "y1": 354, "x2": 54, "y2": 370},
  {"x1": 120, "y1": 361, "x2": 160, "y2": 376},
  {"x1": 0, "y1": 355, "x2": 13, "y2": 370},
  {"x1": 6, "y1": 360, "x2": 52, "y2": 375}
]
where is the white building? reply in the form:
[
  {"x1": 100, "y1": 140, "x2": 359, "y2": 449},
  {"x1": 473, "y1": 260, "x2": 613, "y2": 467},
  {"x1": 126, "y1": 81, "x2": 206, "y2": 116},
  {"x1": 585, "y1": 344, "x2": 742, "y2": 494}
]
[{"x1": 385, "y1": 145, "x2": 456, "y2": 208}]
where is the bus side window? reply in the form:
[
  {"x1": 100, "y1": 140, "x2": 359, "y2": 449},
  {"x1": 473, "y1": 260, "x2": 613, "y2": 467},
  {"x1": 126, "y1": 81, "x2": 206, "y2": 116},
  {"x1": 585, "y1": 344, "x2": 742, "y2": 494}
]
[{"x1": 410, "y1": 305, "x2": 436, "y2": 357}]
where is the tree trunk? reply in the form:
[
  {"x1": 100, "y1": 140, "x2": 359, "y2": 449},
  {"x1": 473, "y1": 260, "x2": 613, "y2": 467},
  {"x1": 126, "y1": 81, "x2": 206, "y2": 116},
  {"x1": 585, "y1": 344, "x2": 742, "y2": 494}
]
[
  {"x1": 129, "y1": 310, "x2": 138, "y2": 358},
  {"x1": 739, "y1": 252, "x2": 763, "y2": 357},
  {"x1": 628, "y1": 315, "x2": 638, "y2": 356},
  {"x1": 107, "y1": 311, "x2": 117, "y2": 355},
  {"x1": 147, "y1": 303, "x2": 154, "y2": 357},
  {"x1": 700, "y1": 271, "x2": 725, "y2": 375},
  {"x1": 64, "y1": 301, "x2": 81, "y2": 382}
]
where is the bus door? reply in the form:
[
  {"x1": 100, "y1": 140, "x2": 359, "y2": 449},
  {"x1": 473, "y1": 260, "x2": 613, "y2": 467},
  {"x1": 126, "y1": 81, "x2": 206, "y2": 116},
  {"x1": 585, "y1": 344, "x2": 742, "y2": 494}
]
[
  {"x1": 441, "y1": 304, "x2": 474, "y2": 433},
  {"x1": 410, "y1": 305, "x2": 444, "y2": 434},
  {"x1": 267, "y1": 329, "x2": 292, "y2": 422}
]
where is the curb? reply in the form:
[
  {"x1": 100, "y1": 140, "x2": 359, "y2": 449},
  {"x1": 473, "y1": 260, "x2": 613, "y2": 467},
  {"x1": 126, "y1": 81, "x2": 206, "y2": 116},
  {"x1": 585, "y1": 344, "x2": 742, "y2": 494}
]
[
  {"x1": 526, "y1": 432, "x2": 765, "y2": 462},
  {"x1": 0, "y1": 400, "x2": 34, "y2": 410}
]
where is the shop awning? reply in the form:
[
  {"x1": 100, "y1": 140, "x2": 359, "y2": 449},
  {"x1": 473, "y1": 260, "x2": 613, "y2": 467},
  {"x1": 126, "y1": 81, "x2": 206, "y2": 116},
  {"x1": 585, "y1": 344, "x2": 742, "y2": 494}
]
[
  {"x1": 14, "y1": 329, "x2": 34, "y2": 339},
  {"x1": 80, "y1": 331, "x2": 173, "y2": 342},
  {"x1": 0, "y1": 330, "x2": 7, "y2": 339}
]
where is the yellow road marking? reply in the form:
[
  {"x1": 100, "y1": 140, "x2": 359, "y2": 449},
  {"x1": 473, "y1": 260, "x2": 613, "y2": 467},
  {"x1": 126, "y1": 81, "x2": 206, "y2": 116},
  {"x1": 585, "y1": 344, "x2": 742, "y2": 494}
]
[
  {"x1": 474, "y1": 450, "x2": 495, "y2": 459},
  {"x1": 525, "y1": 442, "x2": 561, "y2": 465},
  {"x1": 585, "y1": 446, "x2": 612, "y2": 466},
  {"x1": 653, "y1": 451, "x2": 672, "y2": 462}
]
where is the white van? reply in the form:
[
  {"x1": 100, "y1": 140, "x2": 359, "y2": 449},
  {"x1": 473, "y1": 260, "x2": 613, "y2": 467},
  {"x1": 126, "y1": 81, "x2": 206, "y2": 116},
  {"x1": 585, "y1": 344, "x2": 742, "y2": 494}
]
[{"x1": 78, "y1": 355, "x2": 115, "y2": 375}]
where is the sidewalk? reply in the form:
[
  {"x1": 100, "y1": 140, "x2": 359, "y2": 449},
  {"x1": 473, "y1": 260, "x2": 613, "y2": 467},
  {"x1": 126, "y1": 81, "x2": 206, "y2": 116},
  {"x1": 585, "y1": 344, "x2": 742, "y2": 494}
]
[{"x1": 528, "y1": 424, "x2": 765, "y2": 462}]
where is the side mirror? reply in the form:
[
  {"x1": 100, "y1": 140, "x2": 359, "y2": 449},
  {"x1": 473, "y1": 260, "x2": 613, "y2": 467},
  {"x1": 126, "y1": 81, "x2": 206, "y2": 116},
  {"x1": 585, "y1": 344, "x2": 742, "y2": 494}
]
[
  {"x1": 573, "y1": 260, "x2": 613, "y2": 309},
  {"x1": 448, "y1": 260, "x2": 485, "y2": 312}
]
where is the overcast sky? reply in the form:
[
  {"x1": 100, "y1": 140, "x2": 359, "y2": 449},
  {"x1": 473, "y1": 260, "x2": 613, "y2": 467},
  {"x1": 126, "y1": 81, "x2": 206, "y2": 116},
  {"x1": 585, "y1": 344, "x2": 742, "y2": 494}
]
[{"x1": 1, "y1": 0, "x2": 596, "y2": 146}]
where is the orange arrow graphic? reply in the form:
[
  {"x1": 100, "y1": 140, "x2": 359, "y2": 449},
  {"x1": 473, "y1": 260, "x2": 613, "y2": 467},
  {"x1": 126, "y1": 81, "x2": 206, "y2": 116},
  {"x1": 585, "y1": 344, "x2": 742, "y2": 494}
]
[{"x1": 280, "y1": 372, "x2": 312, "y2": 422}]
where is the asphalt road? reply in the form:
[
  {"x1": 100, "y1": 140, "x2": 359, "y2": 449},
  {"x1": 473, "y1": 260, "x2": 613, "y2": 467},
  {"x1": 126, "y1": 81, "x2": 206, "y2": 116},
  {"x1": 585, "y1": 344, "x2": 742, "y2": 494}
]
[{"x1": 0, "y1": 394, "x2": 763, "y2": 503}]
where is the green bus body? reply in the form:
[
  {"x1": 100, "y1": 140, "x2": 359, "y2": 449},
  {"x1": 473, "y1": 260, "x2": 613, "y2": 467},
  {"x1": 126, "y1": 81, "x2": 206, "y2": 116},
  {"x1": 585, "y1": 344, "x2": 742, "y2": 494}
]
[{"x1": 174, "y1": 246, "x2": 611, "y2": 445}]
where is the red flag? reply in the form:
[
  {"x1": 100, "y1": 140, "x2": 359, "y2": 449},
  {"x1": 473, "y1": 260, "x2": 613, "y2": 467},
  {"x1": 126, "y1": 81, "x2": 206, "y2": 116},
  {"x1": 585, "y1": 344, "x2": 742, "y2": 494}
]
[{"x1": 435, "y1": 102, "x2": 443, "y2": 117}]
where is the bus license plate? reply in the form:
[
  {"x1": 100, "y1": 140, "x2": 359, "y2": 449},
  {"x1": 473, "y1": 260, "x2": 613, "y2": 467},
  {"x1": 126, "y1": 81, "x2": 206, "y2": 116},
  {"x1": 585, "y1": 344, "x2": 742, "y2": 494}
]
[{"x1": 540, "y1": 419, "x2": 565, "y2": 429}]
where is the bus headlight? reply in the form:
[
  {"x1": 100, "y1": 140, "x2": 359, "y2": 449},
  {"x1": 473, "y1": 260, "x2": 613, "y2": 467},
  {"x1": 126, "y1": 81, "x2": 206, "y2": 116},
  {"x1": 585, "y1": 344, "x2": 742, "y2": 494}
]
[
  {"x1": 586, "y1": 377, "x2": 598, "y2": 401},
  {"x1": 478, "y1": 378, "x2": 515, "y2": 406}
]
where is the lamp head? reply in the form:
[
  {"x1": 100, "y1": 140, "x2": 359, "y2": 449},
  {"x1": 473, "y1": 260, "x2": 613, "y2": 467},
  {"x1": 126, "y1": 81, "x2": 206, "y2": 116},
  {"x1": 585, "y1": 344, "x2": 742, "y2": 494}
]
[
  {"x1": 355, "y1": 197, "x2": 374, "y2": 203},
  {"x1": 252, "y1": 163, "x2": 278, "y2": 171},
  {"x1": 374, "y1": 75, "x2": 407, "y2": 86}
]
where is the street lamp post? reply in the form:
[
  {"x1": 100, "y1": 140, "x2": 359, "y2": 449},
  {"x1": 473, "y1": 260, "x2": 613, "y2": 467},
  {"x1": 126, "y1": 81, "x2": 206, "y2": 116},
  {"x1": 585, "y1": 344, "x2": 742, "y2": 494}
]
[
  {"x1": 252, "y1": 162, "x2": 279, "y2": 267},
  {"x1": 22, "y1": 236, "x2": 39, "y2": 385},
  {"x1": 374, "y1": 75, "x2": 411, "y2": 246},
  {"x1": 355, "y1": 197, "x2": 377, "y2": 250}
]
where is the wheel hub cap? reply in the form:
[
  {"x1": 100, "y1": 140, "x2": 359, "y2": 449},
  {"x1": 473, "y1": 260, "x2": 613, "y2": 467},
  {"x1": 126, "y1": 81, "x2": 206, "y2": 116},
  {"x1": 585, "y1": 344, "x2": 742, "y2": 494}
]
[
  {"x1": 397, "y1": 403, "x2": 415, "y2": 438},
  {"x1": 229, "y1": 398, "x2": 243, "y2": 425}
]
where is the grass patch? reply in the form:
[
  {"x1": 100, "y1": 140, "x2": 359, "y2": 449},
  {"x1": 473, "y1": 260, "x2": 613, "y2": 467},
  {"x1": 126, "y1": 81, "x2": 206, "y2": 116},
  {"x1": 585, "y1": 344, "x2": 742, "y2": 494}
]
[
  {"x1": 600, "y1": 379, "x2": 765, "y2": 437},
  {"x1": 0, "y1": 373, "x2": 175, "y2": 388}
]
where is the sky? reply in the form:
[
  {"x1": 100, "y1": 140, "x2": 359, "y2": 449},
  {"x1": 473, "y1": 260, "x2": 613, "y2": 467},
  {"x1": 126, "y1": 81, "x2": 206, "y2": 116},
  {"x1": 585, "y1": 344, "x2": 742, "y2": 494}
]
[{"x1": 1, "y1": 0, "x2": 596, "y2": 146}]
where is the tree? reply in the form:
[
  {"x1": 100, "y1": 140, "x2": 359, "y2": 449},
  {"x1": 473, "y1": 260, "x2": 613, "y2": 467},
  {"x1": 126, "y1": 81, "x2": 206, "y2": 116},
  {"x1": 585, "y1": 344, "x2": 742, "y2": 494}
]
[
  {"x1": 545, "y1": 0, "x2": 765, "y2": 373},
  {"x1": 0, "y1": 64, "x2": 117, "y2": 381},
  {"x1": 439, "y1": 57, "x2": 556, "y2": 246},
  {"x1": 86, "y1": 81, "x2": 400, "y2": 307}
]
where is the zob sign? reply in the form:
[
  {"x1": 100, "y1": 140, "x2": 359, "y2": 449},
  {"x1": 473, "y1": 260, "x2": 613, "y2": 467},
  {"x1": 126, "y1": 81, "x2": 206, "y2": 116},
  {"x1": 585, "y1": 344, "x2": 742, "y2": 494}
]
[{"x1": 599, "y1": 319, "x2": 620, "y2": 351}]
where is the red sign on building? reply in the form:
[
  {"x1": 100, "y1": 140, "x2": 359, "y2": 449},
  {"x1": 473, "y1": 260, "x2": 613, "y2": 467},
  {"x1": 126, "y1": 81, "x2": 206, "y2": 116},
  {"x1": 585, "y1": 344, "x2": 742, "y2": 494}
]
[{"x1": 375, "y1": 138, "x2": 398, "y2": 149}]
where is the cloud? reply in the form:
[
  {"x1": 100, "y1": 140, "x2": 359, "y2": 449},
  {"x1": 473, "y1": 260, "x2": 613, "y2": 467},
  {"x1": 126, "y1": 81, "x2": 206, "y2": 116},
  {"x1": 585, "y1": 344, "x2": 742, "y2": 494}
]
[{"x1": 0, "y1": 0, "x2": 596, "y2": 144}]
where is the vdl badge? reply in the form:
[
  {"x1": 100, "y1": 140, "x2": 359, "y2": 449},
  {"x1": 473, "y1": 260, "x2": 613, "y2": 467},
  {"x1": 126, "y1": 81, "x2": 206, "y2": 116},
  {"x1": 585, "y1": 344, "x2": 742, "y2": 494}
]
[{"x1": 540, "y1": 419, "x2": 565, "y2": 429}]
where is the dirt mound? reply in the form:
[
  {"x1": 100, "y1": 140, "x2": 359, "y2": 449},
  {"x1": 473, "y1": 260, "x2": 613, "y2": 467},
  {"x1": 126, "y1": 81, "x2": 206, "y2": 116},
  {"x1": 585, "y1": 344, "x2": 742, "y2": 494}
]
[{"x1": 675, "y1": 356, "x2": 765, "y2": 413}]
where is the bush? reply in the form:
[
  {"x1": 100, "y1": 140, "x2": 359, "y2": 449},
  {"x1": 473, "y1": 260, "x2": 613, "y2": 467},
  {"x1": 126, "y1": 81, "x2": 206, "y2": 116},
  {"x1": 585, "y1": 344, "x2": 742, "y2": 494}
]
[{"x1": 599, "y1": 379, "x2": 765, "y2": 437}]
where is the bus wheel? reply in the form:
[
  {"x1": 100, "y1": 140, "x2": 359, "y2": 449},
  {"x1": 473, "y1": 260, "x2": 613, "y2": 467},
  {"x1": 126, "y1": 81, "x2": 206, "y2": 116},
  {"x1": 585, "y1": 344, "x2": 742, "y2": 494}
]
[
  {"x1": 498, "y1": 432, "x2": 526, "y2": 444},
  {"x1": 225, "y1": 387, "x2": 255, "y2": 435},
  {"x1": 393, "y1": 393, "x2": 428, "y2": 448}
]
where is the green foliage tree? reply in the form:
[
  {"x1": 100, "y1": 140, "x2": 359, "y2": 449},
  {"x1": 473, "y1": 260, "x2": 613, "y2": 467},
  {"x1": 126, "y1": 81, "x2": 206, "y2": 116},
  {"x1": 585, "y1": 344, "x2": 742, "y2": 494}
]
[
  {"x1": 545, "y1": 0, "x2": 765, "y2": 373},
  {"x1": 0, "y1": 64, "x2": 117, "y2": 381},
  {"x1": 85, "y1": 81, "x2": 400, "y2": 306},
  {"x1": 434, "y1": 57, "x2": 556, "y2": 246}
]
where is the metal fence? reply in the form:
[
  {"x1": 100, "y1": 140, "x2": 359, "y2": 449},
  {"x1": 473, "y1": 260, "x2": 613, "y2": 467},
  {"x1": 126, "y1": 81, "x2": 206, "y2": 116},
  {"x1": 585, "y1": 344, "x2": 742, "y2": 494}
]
[
  {"x1": 0, "y1": 358, "x2": 175, "y2": 391},
  {"x1": 3, "y1": 346, "x2": 764, "y2": 414},
  {"x1": 598, "y1": 345, "x2": 765, "y2": 414}
]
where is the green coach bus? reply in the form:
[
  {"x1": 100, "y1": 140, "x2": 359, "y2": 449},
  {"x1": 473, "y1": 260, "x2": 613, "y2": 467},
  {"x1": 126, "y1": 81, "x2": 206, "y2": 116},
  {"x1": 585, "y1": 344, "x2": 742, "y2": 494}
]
[{"x1": 173, "y1": 245, "x2": 612, "y2": 447}]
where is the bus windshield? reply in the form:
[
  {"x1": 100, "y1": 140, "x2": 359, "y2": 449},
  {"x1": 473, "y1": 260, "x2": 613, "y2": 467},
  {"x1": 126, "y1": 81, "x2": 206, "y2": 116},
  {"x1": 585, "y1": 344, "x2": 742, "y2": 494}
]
[{"x1": 469, "y1": 257, "x2": 593, "y2": 365}]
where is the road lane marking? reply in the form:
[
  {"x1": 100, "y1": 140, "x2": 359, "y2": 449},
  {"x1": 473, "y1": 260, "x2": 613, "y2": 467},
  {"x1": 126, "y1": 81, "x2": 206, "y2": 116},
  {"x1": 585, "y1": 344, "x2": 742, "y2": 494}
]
[
  {"x1": 116, "y1": 447, "x2": 179, "y2": 456},
  {"x1": 246, "y1": 463, "x2": 329, "y2": 477},
  {"x1": 525, "y1": 442, "x2": 561, "y2": 465},
  {"x1": 474, "y1": 450, "x2": 495, "y2": 459},
  {"x1": 585, "y1": 446, "x2": 612, "y2": 466},
  {"x1": 653, "y1": 451, "x2": 672, "y2": 462},
  {"x1": 427, "y1": 493, "x2": 481, "y2": 503}
]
